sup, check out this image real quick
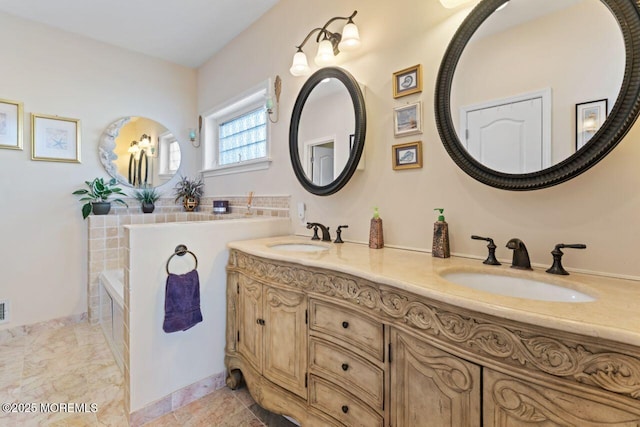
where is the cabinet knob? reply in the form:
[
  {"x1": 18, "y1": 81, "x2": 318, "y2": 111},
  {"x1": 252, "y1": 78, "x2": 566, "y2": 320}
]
[
  {"x1": 341, "y1": 363, "x2": 349, "y2": 371},
  {"x1": 341, "y1": 405, "x2": 349, "y2": 414},
  {"x1": 342, "y1": 321, "x2": 349, "y2": 329}
]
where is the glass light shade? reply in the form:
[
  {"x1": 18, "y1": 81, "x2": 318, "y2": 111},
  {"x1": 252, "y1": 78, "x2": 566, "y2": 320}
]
[
  {"x1": 439, "y1": 0, "x2": 475, "y2": 8},
  {"x1": 338, "y1": 22, "x2": 361, "y2": 51},
  {"x1": 139, "y1": 136, "x2": 151, "y2": 149},
  {"x1": 290, "y1": 51, "x2": 311, "y2": 76},
  {"x1": 315, "y1": 39, "x2": 336, "y2": 66},
  {"x1": 128, "y1": 145, "x2": 139, "y2": 155}
]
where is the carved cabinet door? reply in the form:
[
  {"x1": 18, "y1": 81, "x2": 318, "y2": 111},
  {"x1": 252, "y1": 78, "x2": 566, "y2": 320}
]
[
  {"x1": 263, "y1": 286, "x2": 308, "y2": 399},
  {"x1": 237, "y1": 275, "x2": 264, "y2": 373},
  {"x1": 483, "y1": 368, "x2": 640, "y2": 426},
  {"x1": 390, "y1": 328, "x2": 481, "y2": 427}
]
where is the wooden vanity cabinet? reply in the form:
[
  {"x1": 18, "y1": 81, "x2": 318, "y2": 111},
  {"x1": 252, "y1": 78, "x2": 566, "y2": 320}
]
[
  {"x1": 225, "y1": 250, "x2": 640, "y2": 427},
  {"x1": 236, "y1": 274, "x2": 307, "y2": 399},
  {"x1": 390, "y1": 328, "x2": 481, "y2": 427}
]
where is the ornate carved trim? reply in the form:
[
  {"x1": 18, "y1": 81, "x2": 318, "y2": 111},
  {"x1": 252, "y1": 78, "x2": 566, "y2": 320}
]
[{"x1": 229, "y1": 250, "x2": 640, "y2": 400}]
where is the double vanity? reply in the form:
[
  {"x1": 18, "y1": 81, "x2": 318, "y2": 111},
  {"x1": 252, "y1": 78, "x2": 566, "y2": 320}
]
[{"x1": 225, "y1": 236, "x2": 640, "y2": 426}]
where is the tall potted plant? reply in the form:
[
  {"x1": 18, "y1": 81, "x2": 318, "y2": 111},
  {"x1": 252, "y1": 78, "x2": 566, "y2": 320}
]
[
  {"x1": 73, "y1": 177, "x2": 128, "y2": 219},
  {"x1": 173, "y1": 175, "x2": 204, "y2": 212},
  {"x1": 134, "y1": 187, "x2": 161, "y2": 213}
]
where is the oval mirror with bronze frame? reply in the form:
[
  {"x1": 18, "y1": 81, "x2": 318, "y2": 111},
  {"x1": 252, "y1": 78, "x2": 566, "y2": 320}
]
[
  {"x1": 99, "y1": 116, "x2": 181, "y2": 190},
  {"x1": 435, "y1": 0, "x2": 640, "y2": 190},
  {"x1": 289, "y1": 67, "x2": 366, "y2": 196}
]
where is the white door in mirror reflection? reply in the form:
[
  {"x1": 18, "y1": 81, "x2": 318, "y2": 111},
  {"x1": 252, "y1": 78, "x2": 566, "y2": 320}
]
[
  {"x1": 462, "y1": 91, "x2": 551, "y2": 173},
  {"x1": 303, "y1": 137, "x2": 335, "y2": 186},
  {"x1": 312, "y1": 143, "x2": 335, "y2": 186}
]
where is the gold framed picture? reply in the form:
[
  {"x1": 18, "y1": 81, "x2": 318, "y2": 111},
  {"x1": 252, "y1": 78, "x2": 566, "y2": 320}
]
[
  {"x1": 31, "y1": 113, "x2": 81, "y2": 163},
  {"x1": 393, "y1": 64, "x2": 422, "y2": 98},
  {"x1": 392, "y1": 141, "x2": 423, "y2": 170},
  {"x1": 0, "y1": 98, "x2": 24, "y2": 150}
]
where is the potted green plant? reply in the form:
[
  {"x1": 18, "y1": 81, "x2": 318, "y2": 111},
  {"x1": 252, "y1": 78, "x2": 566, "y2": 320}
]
[
  {"x1": 173, "y1": 175, "x2": 204, "y2": 212},
  {"x1": 134, "y1": 187, "x2": 161, "y2": 213},
  {"x1": 73, "y1": 177, "x2": 128, "y2": 219}
]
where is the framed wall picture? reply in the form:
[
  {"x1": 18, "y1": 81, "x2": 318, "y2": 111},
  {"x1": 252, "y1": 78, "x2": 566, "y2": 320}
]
[
  {"x1": 0, "y1": 98, "x2": 24, "y2": 150},
  {"x1": 393, "y1": 64, "x2": 422, "y2": 98},
  {"x1": 392, "y1": 141, "x2": 423, "y2": 170},
  {"x1": 31, "y1": 113, "x2": 81, "y2": 163},
  {"x1": 576, "y1": 99, "x2": 608, "y2": 150},
  {"x1": 394, "y1": 101, "x2": 422, "y2": 137}
]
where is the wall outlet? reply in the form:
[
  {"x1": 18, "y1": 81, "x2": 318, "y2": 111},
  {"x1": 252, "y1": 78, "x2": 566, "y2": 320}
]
[{"x1": 297, "y1": 202, "x2": 306, "y2": 222}]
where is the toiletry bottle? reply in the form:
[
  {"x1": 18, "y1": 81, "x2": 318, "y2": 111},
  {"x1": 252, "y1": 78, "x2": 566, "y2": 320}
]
[
  {"x1": 369, "y1": 207, "x2": 384, "y2": 249},
  {"x1": 432, "y1": 208, "x2": 450, "y2": 258}
]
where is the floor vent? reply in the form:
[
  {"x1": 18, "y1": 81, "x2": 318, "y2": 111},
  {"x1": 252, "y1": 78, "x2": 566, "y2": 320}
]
[{"x1": 0, "y1": 300, "x2": 8, "y2": 324}]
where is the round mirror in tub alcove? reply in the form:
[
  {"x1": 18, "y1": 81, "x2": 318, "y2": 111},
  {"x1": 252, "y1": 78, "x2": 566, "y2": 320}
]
[
  {"x1": 434, "y1": 0, "x2": 640, "y2": 190},
  {"x1": 289, "y1": 67, "x2": 366, "y2": 196},
  {"x1": 99, "y1": 116, "x2": 182, "y2": 190}
]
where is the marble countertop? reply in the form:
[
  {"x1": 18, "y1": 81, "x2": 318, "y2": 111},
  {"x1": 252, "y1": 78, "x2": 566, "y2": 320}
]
[{"x1": 229, "y1": 235, "x2": 640, "y2": 347}]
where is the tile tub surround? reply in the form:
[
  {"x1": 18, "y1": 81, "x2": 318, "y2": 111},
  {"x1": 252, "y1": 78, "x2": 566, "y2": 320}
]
[{"x1": 87, "y1": 195, "x2": 290, "y2": 323}]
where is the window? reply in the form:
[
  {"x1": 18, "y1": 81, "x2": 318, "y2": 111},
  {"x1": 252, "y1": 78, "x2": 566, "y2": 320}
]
[
  {"x1": 168, "y1": 140, "x2": 181, "y2": 171},
  {"x1": 202, "y1": 79, "x2": 271, "y2": 176},
  {"x1": 158, "y1": 131, "x2": 181, "y2": 178},
  {"x1": 218, "y1": 107, "x2": 267, "y2": 165}
]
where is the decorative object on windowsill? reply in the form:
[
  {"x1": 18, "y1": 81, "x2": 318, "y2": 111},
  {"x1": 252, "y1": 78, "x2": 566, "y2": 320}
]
[
  {"x1": 369, "y1": 207, "x2": 384, "y2": 249},
  {"x1": 173, "y1": 175, "x2": 204, "y2": 212},
  {"x1": 134, "y1": 187, "x2": 161, "y2": 214},
  {"x1": 289, "y1": 10, "x2": 361, "y2": 76},
  {"x1": 72, "y1": 177, "x2": 128, "y2": 219},
  {"x1": 392, "y1": 65, "x2": 422, "y2": 99},
  {"x1": 213, "y1": 200, "x2": 229, "y2": 214},
  {"x1": 267, "y1": 75, "x2": 282, "y2": 123}
]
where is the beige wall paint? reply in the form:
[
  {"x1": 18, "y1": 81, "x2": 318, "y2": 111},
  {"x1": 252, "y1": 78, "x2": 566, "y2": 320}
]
[
  {"x1": 0, "y1": 12, "x2": 196, "y2": 330},
  {"x1": 197, "y1": 0, "x2": 640, "y2": 279}
]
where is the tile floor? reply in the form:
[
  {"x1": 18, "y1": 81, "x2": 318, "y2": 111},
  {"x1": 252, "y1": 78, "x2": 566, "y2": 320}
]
[{"x1": 0, "y1": 321, "x2": 296, "y2": 426}]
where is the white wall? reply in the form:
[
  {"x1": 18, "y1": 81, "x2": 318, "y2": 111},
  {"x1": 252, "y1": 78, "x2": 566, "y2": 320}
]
[
  {"x1": 0, "y1": 12, "x2": 197, "y2": 330},
  {"x1": 197, "y1": 0, "x2": 640, "y2": 279},
  {"x1": 127, "y1": 217, "x2": 292, "y2": 412}
]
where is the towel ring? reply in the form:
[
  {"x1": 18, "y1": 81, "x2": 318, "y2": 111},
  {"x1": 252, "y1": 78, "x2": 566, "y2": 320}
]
[{"x1": 166, "y1": 244, "x2": 198, "y2": 275}]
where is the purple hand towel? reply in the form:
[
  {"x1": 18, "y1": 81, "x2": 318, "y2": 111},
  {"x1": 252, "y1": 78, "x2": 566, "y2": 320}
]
[{"x1": 163, "y1": 269, "x2": 203, "y2": 333}]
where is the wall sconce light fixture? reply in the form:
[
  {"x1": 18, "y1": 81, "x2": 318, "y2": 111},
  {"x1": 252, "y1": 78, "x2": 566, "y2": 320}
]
[
  {"x1": 289, "y1": 10, "x2": 361, "y2": 77},
  {"x1": 128, "y1": 134, "x2": 154, "y2": 187},
  {"x1": 266, "y1": 75, "x2": 282, "y2": 123}
]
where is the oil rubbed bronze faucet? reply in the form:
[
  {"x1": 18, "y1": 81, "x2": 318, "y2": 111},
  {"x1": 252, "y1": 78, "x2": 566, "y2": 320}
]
[
  {"x1": 306, "y1": 222, "x2": 331, "y2": 242},
  {"x1": 506, "y1": 238, "x2": 532, "y2": 270},
  {"x1": 546, "y1": 243, "x2": 587, "y2": 275}
]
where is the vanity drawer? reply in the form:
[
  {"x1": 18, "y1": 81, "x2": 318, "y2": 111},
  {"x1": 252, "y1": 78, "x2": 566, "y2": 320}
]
[
  {"x1": 309, "y1": 375, "x2": 383, "y2": 427},
  {"x1": 309, "y1": 338, "x2": 384, "y2": 410},
  {"x1": 309, "y1": 299, "x2": 384, "y2": 360}
]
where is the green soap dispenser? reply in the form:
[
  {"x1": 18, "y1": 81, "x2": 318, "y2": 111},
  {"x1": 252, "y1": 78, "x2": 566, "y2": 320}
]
[{"x1": 432, "y1": 208, "x2": 450, "y2": 258}]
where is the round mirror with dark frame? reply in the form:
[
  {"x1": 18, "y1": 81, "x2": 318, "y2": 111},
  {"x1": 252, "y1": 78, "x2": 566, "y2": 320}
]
[
  {"x1": 435, "y1": 0, "x2": 640, "y2": 190},
  {"x1": 99, "y1": 116, "x2": 181, "y2": 190},
  {"x1": 289, "y1": 67, "x2": 366, "y2": 196}
]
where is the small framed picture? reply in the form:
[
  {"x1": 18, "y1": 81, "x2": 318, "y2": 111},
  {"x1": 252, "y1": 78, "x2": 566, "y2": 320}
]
[
  {"x1": 31, "y1": 113, "x2": 81, "y2": 163},
  {"x1": 393, "y1": 64, "x2": 422, "y2": 98},
  {"x1": 0, "y1": 98, "x2": 24, "y2": 150},
  {"x1": 576, "y1": 99, "x2": 608, "y2": 150},
  {"x1": 392, "y1": 141, "x2": 423, "y2": 170},
  {"x1": 394, "y1": 102, "x2": 422, "y2": 137}
]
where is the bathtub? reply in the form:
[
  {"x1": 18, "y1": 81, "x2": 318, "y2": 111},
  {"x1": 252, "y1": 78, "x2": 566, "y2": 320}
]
[{"x1": 99, "y1": 269, "x2": 125, "y2": 372}]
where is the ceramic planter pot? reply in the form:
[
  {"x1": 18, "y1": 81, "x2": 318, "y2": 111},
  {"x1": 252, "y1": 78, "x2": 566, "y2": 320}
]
[
  {"x1": 142, "y1": 202, "x2": 155, "y2": 214},
  {"x1": 183, "y1": 197, "x2": 199, "y2": 212},
  {"x1": 92, "y1": 202, "x2": 111, "y2": 216}
]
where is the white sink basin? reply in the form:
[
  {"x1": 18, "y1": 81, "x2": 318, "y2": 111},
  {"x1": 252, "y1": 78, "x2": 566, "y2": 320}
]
[
  {"x1": 441, "y1": 272, "x2": 595, "y2": 303},
  {"x1": 269, "y1": 243, "x2": 329, "y2": 252}
]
